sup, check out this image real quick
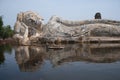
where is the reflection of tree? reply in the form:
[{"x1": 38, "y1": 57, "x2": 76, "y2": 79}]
[
  {"x1": 0, "y1": 44, "x2": 12, "y2": 65},
  {"x1": 0, "y1": 52, "x2": 5, "y2": 64},
  {"x1": 15, "y1": 46, "x2": 45, "y2": 72}
]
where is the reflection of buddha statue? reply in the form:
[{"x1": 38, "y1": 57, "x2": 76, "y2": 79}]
[
  {"x1": 48, "y1": 44, "x2": 120, "y2": 67},
  {"x1": 87, "y1": 47, "x2": 120, "y2": 63},
  {"x1": 15, "y1": 43, "x2": 120, "y2": 69},
  {"x1": 15, "y1": 46, "x2": 45, "y2": 72},
  {"x1": 15, "y1": 46, "x2": 30, "y2": 64}
]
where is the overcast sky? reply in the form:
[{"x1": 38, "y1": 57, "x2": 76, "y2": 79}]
[{"x1": 0, "y1": 0, "x2": 120, "y2": 28}]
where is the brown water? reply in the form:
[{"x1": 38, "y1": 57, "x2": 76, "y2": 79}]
[{"x1": 0, "y1": 43, "x2": 120, "y2": 80}]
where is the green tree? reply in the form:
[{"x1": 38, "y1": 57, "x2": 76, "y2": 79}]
[
  {"x1": 0, "y1": 16, "x2": 3, "y2": 27},
  {"x1": 2, "y1": 25, "x2": 14, "y2": 39},
  {"x1": 0, "y1": 16, "x2": 14, "y2": 39},
  {"x1": 0, "y1": 16, "x2": 4, "y2": 38}
]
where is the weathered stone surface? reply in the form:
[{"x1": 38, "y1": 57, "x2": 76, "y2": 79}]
[
  {"x1": 43, "y1": 16, "x2": 120, "y2": 42},
  {"x1": 13, "y1": 11, "x2": 120, "y2": 45},
  {"x1": 13, "y1": 11, "x2": 44, "y2": 45}
]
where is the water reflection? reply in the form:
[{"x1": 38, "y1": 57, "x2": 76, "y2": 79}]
[
  {"x1": 14, "y1": 43, "x2": 120, "y2": 72},
  {"x1": 15, "y1": 46, "x2": 45, "y2": 72},
  {"x1": 0, "y1": 44, "x2": 13, "y2": 64}
]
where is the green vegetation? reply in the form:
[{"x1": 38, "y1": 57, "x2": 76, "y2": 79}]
[{"x1": 0, "y1": 16, "x2": 14, "y2": 39}]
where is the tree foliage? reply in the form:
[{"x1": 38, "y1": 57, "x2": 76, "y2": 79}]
[
  {"x1": 0, "y1": 16, "x2": 3, "y2": 27},
  {"x1": 0, "y1": 16, "x2": 14, "y2": 39}
]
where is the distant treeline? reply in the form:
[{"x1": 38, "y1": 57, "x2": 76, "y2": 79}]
[{"x1": 0, "y1": 16, "x2": 14, "y2": 39}]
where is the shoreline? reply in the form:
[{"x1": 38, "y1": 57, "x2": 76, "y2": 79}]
[{"x1": 0, "y1": 38, "x2": 14, "y2": 45}]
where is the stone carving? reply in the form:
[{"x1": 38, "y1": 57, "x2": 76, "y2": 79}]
[
  {"x1": 13, "y1": 11, "x2": 44, "y2": 45},
  {"x1": 13, "y1": 11, "x2": 120, "y2": 45}
]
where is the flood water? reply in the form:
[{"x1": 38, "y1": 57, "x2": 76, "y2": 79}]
[{"x1": 0, "y1": 43, "x2": 120, "y2": 80}]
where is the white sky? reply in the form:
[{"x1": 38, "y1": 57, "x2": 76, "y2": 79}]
[{"x1": 0, "y1": 0, "x2": 120, "y2": 28}]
